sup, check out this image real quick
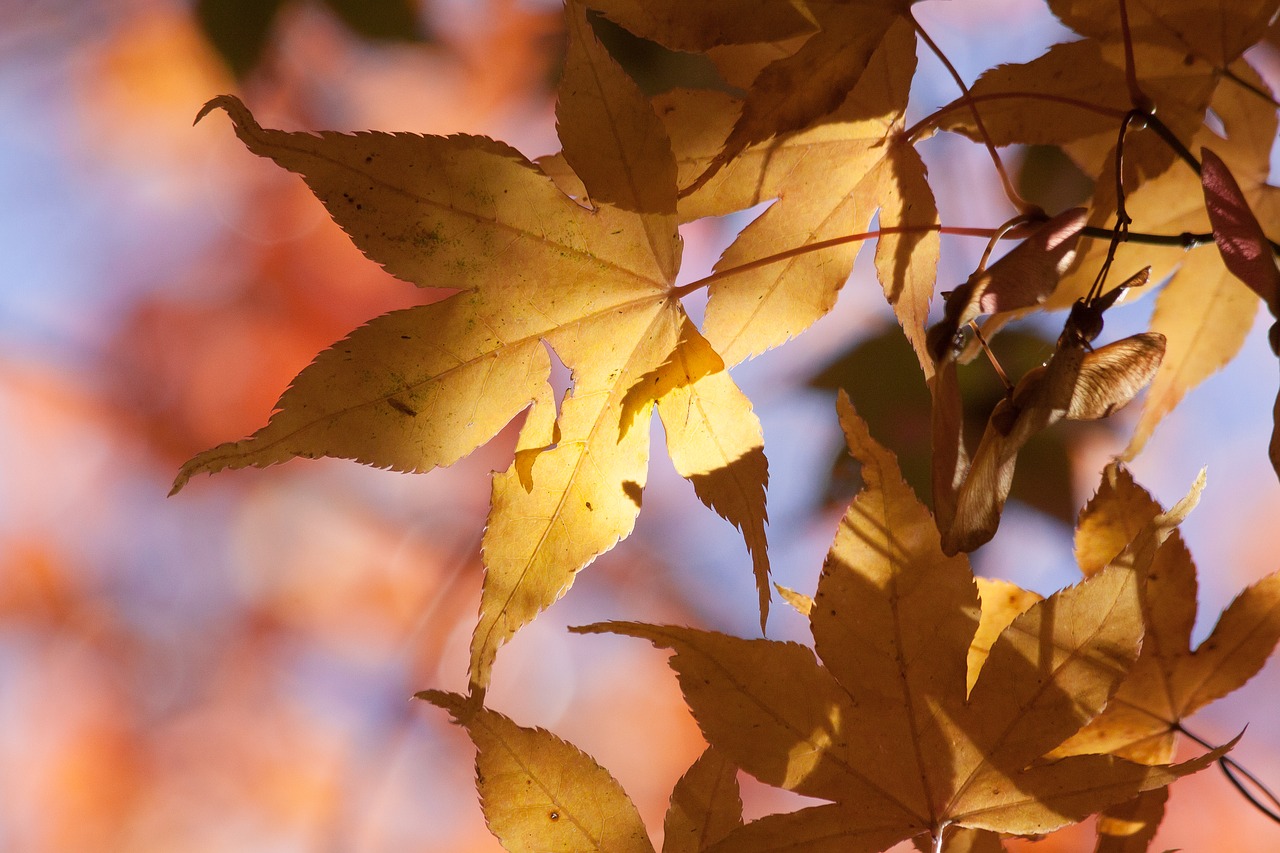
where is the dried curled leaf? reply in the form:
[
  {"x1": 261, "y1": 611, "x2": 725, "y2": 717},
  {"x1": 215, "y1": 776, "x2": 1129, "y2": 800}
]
[{"x1": 927, "y1": 208, "x2": 1088, "y2": 364}]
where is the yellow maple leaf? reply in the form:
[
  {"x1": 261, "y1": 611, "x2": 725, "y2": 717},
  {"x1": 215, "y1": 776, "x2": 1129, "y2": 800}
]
[
  {"x1": 575, "y1": 393, "x2": 1225, "y2": 851},
  {"x1": 418, "y1": 690, "x2": 655, "y2": 853},
  {"x1": 1046, "y1": 0, "x2": 1279, "y2": 69},
  {"x1": 1050, "y1": 464, "x2": 1280, "y2": 849},
  {"x1": 172, "y1": 3, "x2": 769, "y2": 694},
  {"x1": 673, "y1": 21, "x2": 937, "y2": 375},
  {"x1": 540, "y1": 20, "x2": 938, "y2": 376},
  {"x1": 662, "y1": 746, "x2": 743, "y2": 853},
  {"x1": 1057, "y1": 465, "x2": 1280, "y2": 763},
  {"x1": 936, "y1": 37, "x2": 1216, "y2": 187}
]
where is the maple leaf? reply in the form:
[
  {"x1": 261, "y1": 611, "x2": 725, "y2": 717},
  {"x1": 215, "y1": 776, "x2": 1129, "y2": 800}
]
[
  {"x1": 667, "y1": 21, "x2": 938, "y2": 375},
  {"x1": 574, "y1": 394, "x2": 1224, "y2": 851},
  {"x1": 1050, "y1": 465, "x2": 1280, "y2": 846},
  {"x1": 1039, "y1": 461, "x2": 1280, "y2": 845},
  {"x1": 172, "y1": 2, "x2": 770, "y2": 694},
  {"x1": 538, "y1": 19, "x2": 938, "y2": 375},
  {"x1": 1047, "y1": 0, "x2": 1280, "y2": 70},
  {"x1": 417, "y1": 691, "x2": 744, "y2": 853},
  {"x1": 417, "y1": 690, "x2": 655, "y2": 853},
  {"x1": 936, "y1": 37, "x2": 1217, "y2": 189}
]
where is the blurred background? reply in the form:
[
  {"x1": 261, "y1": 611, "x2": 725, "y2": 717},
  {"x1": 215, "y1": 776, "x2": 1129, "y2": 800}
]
[{"x1": 1, "y1": 0, "x2": 1278, "y2": 850}]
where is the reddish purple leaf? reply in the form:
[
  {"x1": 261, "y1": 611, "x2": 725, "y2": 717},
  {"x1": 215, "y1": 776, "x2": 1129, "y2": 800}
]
[{"x1": 1201, "y1": 147, "x2": 1280, "y2": 318}]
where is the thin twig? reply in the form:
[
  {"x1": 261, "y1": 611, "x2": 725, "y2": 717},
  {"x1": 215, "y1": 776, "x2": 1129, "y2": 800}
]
[
  {"x1": 1176, "y1": 722, "x2": 1280, "y2": 824},
  {"x1": 672, "y1": 222, "x2": 1218, "y2": 299},
  {"x1": 969, "y1": 321, "x2": 1013, "y2": 392},
  {"x1": 910, "y1": 12, "x2": 1032, "y2": 213},
  {"x1": 904, "y1": 92, "x2": 1129, "y2": 142}
]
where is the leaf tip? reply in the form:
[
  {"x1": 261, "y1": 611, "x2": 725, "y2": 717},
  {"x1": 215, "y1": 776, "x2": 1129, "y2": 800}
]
[
  {"x1": 194, "y1": 94, "x2": 237, "y2": 126},
  {"x1": 416, "y1": 688, "x2": 484, "y2": 724},
  {"x1": 193, "y1": 94, "x2": 263, "y2": 144}
]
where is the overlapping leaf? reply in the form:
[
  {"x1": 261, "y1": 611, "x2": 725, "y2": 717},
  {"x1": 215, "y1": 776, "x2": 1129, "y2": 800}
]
[
  {"x1": 1050, "y1": 67, "x2": 1280, "y2": 459},
  {"x1": 589, "y1": 1, "x2": 921, "y2": 193},
  {"x1": 649, "y1": 21, "x2": 937, "y2": 374},
  {"x1": 1057, "y1": 466, "x2": 1280, "y2": 763},
  {"x1": 1046, "y1": 464, "x2": 1280, "y2": 849},
  {"x1": 173, "y1": 3, "x2": 769, "y2": 693},
  {"x1": 1047, "y1": 0, "x2": 1280, "y2": 69},
  {"x1": 575, "y1": 395, "x2": 1222, "y2": 851},
  {"x1": 936, "y1": 37, "x2": 1217, "y2": 188}
]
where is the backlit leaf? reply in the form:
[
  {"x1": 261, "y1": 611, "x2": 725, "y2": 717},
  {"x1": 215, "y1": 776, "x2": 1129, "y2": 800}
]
[
  {"x1": 575, "y1": 397, "x2": 1220, "y2": 850},
  {"x1": 1057, "y1": 472, "x2": 1280, "y2": 762},
  {"x1": 175, "y1": 0, "x2": 770, "y2": 695},
  {"x1": 662, "y1": 747, "x2": 743, "y2": 853},
  {"x1": 1048, "y1": 0, "x2": 1280, "y2": 68},
  {"x1": 418, "y1": 691, "x2": 655, "y2": 853}
]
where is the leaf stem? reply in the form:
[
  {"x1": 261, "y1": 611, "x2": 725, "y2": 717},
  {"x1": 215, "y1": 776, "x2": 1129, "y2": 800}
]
[
  {"x1": 1117, "y1": 0, "x2": 1151, "y2": 110},
  {"x1": 1086, "y1": 110, "x2": 1145, "y2": 303},
  {"x1": 909, "y1": 12, "x2": 1032, "y2": 214},
  {"x1": 673, "y1": 224, "x2": 1212, "y2": 298},
  {"x1": 1175, "y1": 722, "x2": 1280, "y2": 824},
  {"x1": 1221, "y1": 66, "x2": 1280, "y2": 108},
  {"x1": 905, "y1": 92, "x2": 1129, "y2": 142},
  {"x1": 1145, "y1": 112, "x2": 1202, "y2": 177},
  {"x1": 673, "y1": 224, "x2": 968, "y2": 298},
  {"x1": 1080, "y1": 225, "x2": 1210, "y2": 248}
]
